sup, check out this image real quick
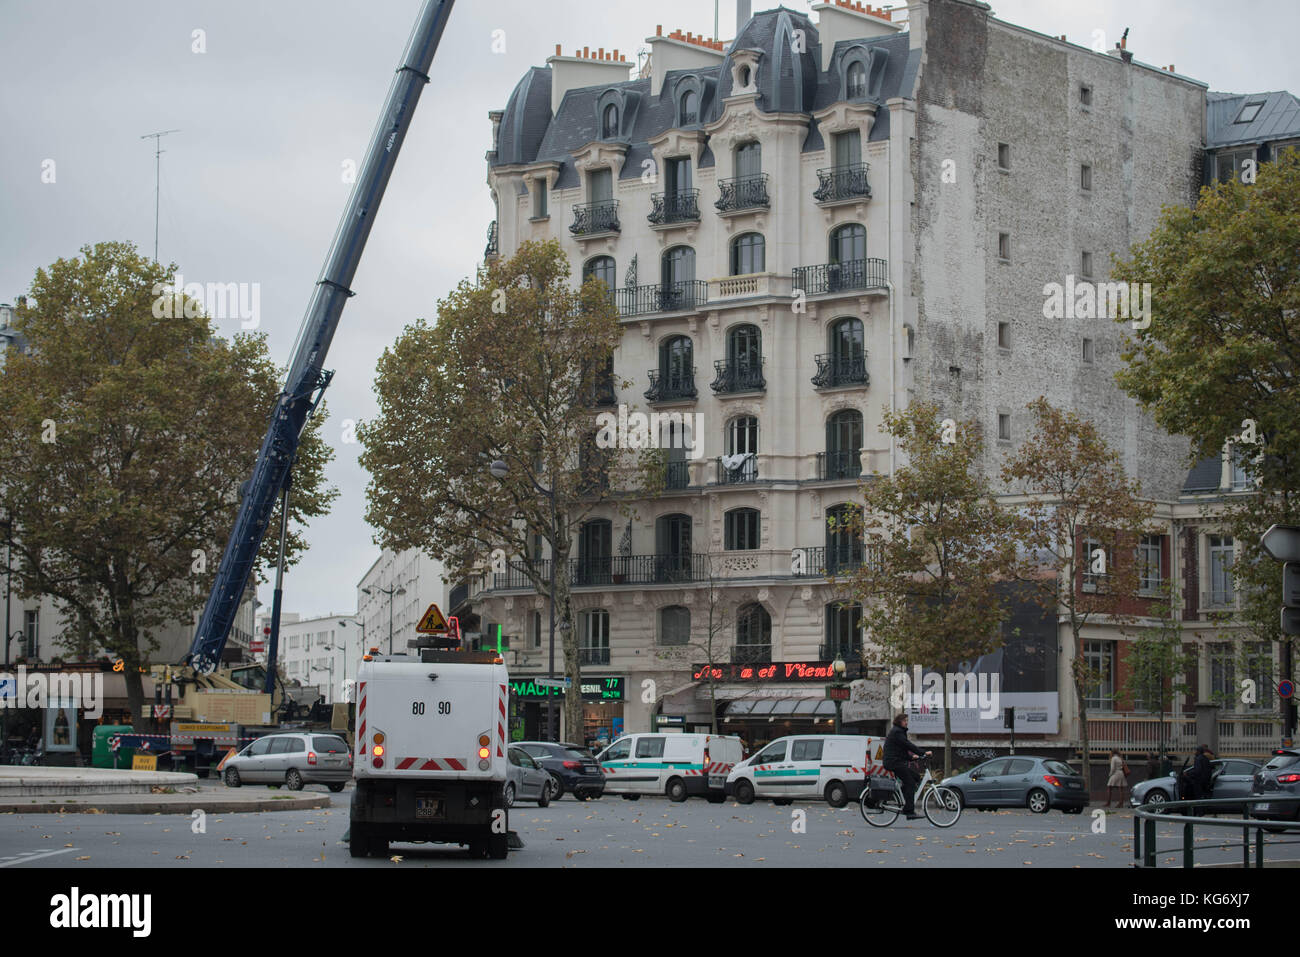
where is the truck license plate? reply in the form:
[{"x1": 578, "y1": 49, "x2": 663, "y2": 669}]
[{"x1": 416, "y1": 797, "x2": 443, "y2": 819}]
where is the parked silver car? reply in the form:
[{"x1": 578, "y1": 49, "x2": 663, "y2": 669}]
[
  {"x1": 222, "y1": 733, "x2": 352, "y2": 792},
  {"x1": 941, "y1": 756, "x2": 1088, "y2": 813},
  {"x1": 506, "y1": 746, "x2": 551, "y2": 807},
  {"x1": 1129, "y1": 758, "x2": 1260, "y2": 811}
]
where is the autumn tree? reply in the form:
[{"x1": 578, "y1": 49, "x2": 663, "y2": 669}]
[
  {"x1": 360, "y1": 241, "x2": 659, "y2": 742},
  {"x1": 844, "y1": 402, "x2": 1027, "y2": 778},
  {"x1": 1002, "y1": 397, "x2": 1154, "y2": 782},
  {"x1": 0, "y1": 242, "x2": 336, "y2": 725}
]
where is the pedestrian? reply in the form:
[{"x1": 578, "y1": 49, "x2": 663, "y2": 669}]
[
  {"x1": 1104, "y1": 749, "x2": 1128, "y2": 807},
  {"x1": 882, "y1": 713, "x2": 931, "y2": 820},
  {"x1": 1190, "y1": 744, "x2": 1214, "y2": 803},
  {"x1": 1145, "y1": 752, "x2": 1159, "y2": 781}
]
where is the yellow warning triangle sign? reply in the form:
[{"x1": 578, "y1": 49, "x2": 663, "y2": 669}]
[
  {"x1": 416, "y1": 603, "x2": 448, "y2": 634},
  {"x1": 874, "y1": 744, "x2": 883, "y2": 760}
]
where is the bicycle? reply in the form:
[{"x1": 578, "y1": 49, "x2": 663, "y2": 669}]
[{"x1": 859, "y1": 757, "x2": 962, "y2": 828}]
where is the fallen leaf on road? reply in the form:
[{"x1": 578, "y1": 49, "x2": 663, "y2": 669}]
[
  {"x1": 389, "y1": 855, "x2": 403, "y2": 863},
  {"x1": 175, "y1": 855, "x2": 190, "y2": 860},
  {"x1": 75, "y1": 856, "x2": 90, "y2": 861},
  {"x1": 64, "y1": 843, "x2": 73, "y2": 847},
  {"x1": 565, "y1": 850, "x2": 586, "y2": 859}
]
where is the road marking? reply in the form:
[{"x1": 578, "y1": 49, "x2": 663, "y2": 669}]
[{"x1": 0, "y1": 847, "x2": 79, "y2": 867}]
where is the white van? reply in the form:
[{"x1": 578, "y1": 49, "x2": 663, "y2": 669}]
[
  {"x1": 724, "y1": 734, "x2": 883, "y2": 808},
  {"x1": 597, "y1": 733, "x2": 744, "y2": 802}
]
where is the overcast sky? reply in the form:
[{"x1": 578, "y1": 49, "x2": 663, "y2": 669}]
[{"x1": 2, "y1": 0, "x2": 1297, "y2": 624}]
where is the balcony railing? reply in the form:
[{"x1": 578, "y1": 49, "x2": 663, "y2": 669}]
[
  {"x1": 817, "y1": 450, "x2": 862, "y2": 481},
  {"x1": 717, "y1": 455, "x2": 758, "y2": 485},
  {"x1": 710, "y1": 359, "x2": 766, "y2": 394},
  {"x1": 487, "y1": 553, "x2": 711, "y2": 590},
  {"x1": 579, "y1": 647, "x2": 611, "y2": 666},
  {"x1": 813, "y1": 163, "x2": 872, "y2": 203},
  {"x1": 645, "y1": 369, "x2": 698, "y2": 403},
  {"x1": 648, "y1": 189, "x2": 701, "y2": 225},
  {"x1": 570, "y1": 200, "x2": 621, "y2": 237},
  {"x1": 820, "y1": 641, "x2": 863, "y2": 662},
  {"x1": 812, "y1": 352, "x2": 869, "y2": 389},
  {"x1": 484, "y1": 220, "x2": 498, "y2": 259},
  {"x1": 618, "y1": 280, "x2": 708, "y2": 317},
  {"x1": 792, "y1": 544, "x2": 880, "y2": 577},
  {"x1": 793, "y1": 258, "x2": 888, "y2": 296},
  {"x1": 715, "y1": 174, "x2": 770, "y2": 213},
  {"x1": 732, "y1": 643, "x2": 772, "y2": 665}
]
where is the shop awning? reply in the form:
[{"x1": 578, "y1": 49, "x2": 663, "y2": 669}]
[{"x1": 723, "y1": 698, "x2": 836, "y2": 717}]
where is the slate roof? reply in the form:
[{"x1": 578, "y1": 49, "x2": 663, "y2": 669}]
[
  {"x1": 1207, "y1": 90, "x2": 1300, "y2": 149},
  {"x1": 492, "y1": 6, "x2": 920, "y2": 190},
  {"x1": 1182, "y1": 456, "x2": 1223, "y2": 494}
]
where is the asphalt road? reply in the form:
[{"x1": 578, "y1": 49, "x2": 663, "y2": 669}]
[{"x1": 3, "y1": 783, "x2": 1295, "y2": 868}]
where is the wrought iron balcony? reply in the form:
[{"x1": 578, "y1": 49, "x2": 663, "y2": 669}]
[
  {"x1": 812, "y1": 352, "x2": 869, "y2": 389},
  {"x1": 717, "y1": 455, "x2": 758, "y2": 485},
  {"x1": 645, "y1": 369, "x2": 698, "y2": 403},
  {"x1": 820, "y1": 641, "x2": 863, "y2": 662},
  {"x1": 814, "y1": 163, "x2": 872, "y2": 203},
  {"x1": 618, "y1": 280, "x2": 708, "y2": 317},
  {"x1": 579, "y1": 647, "x2": 611, "y2": 666},
  {"x1": 710, "y1": 359, "x2": 766, "y2": 394},
  {"x1": 792, "y1": 544, "x2": 879, "y2": 577},
  {"x1": 817, "y1": 450, "x2": 862, "y2": 481},
  {"x1": 715, "y1": 174, "x2": 770, "y2": 213},
  {"x1": 484, "y1": 220, "x2": 498, "y2": 259},
  {"x1": 792, "y1": 258, "x2": 888, "y2": 296},
  {"x1": 731, "y1": 643, "x2": 772, "y2": 665},
  {"x1": 648, "y1": 189, "x2": 701, "y2": 225},
  {"x1": 485, "y1": 554, "x2": 711, "y2": 591},
  {"x1": 570, "y1": 200, "x2": 621, "y2": 237},
  {"x1": 665, "y1": 460, "x2": 691, "y2": 490}
]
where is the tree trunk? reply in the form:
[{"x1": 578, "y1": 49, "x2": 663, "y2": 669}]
[
  {"x1": 124, "y1": 665, "x2": 145, "y2": 733},
  {"x1": 709, "y1": 677, "x2": 718, "y2": 735},
  {"x1": 553, "y1": 563, "x2": 582, "y2": 745},
  {"x1": 1074, "y1": 653, "x2": 1091, "y2": 792},
  {"x1": 942, "y1": 680, "x2": 953, "y2": 780}
]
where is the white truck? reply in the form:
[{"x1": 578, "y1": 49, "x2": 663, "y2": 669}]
[{"x1": 350, "y1": 646, "x2": 512, "y2": 859}]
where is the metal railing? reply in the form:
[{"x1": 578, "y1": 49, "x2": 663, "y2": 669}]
[
  {"x1": 487, "y1": 554, "x2": 710, "y2": 590},
  {"x1": 570, "y1": 200, "x2": 621, "y2": 236},
  {"x1": 619, "y1": 280, "x2": 708, "y2": 317},
  {"x1": 820, "y1": 642, "x2": 862, "y2": 662},
  {"x1": 793, "y1": 258, "x2": 888, "y2": 296},
  {"x1": 814, "y1": 163, "x2": 872, "y2": 203},
  {"x1": 1088, "y1": 713, "x2": 1281, "y2": 756},
  {"x1": 484, "y1": 220, "x2": 498, "y2": 259},
  {"x1": 792, "y1": 544, "x2": 879, "y2": 577},
  {"x1": 1133, "y1": 795, "x2": 1300, "y2": 868},
  {"x1": 645, "y1": 369, "x2": 698, "y2": 403},
  {"x1": 716, "y1": 174, "x2": 770, "y2": 212},
  {"x1": 817, "y1": 450, "x2": 862, "y2": 481},
  {"x1": 665, "y1": 461, "x2": 691, "y2": 490},
  {"x1": 732, "y1": 643, "x2": 772, "y2": 665},
  {"x1": 579, "y1": 647, "x2": 611, "y2": 666},
  {"x1": 812, "y1": 352, "x2": 869, "y2": 389},
  {"x1": 717, "y1": 455, "x2": 758, "y2": 485},
  {"x1": 710, "y1": 359, "x2": 766, "y2": 394},
  {"x1": 648, "y1": 190, "x2": 701, "y2": 225}
]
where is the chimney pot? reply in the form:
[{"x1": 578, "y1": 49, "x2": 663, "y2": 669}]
[{"x1": 555, "y1": 43, "x2": 561, "y2": 55}]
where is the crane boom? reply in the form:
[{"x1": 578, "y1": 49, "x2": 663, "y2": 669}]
[{"x1": 187, "y1": 0, "x2": 455, "y2": 674}]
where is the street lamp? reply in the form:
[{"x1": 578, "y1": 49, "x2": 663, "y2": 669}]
[
  {"x1": 335, "y1": 618, "x2": 365, "y2": 702},
  {"x1": 362, "y1": 583, "x2": 407, "y2": 656},
  {"x1": 831, "y1": 657, "x2": 847, "y2": 733}
]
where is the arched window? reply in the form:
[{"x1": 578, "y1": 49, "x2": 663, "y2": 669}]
[
  {"x1": 825, "y1": 602, "x2": 863, "y2": 657},
  {"x1": 730, "y1": 232, "x2": 765, "y2": 275},
  {"x1": 660, "y1": 246, "x2": 697, "y2": 310},
  {"x1": 826, "y1": 504, "x2": 864, "y2": 573},
  {"x1": 579, "y1": 609, "x2": 610, "y2": 664},
  {"x1": 660, "y1": 605, "x2": 691, "y2": 645},
  {"x1": 846, "y1": 60, "x2": 868, "y2": 100},
  {"x1": 602, "y1": 104, "x2": 619, "y2": 139},
  {"x1": 829, "y1": 317, "x2": 864, "y2": 362},
  {"x1": 651, "y1": 335, "x2": 695, "y2": 403},
  {"x1": 825, "y1": 410, "x2": 863, "y2": 481},
  {"x1": 830, "y1": 223, "x2": 866, "y2": 264},
  {"x1": 656, "y1": 513, "x2": 692, "y2": 582},
  {"x1": 680, "y1": 89, "x2": 699, "y2": 125},
  {"x1": 583, "y1": 256, "x2": 616, "y2": 291},
  {"x1": 578, "y1": 519, "x2": 612, "y2": 585},
  {"x1": 725, "y1": 508, "x2": 761, "y2": 550},
  {"x1": 735, "y1": 603, "x2": 771, "y2": 662},
  {"x1": 718, "y1": 324, "x2": 763, "y2": 393}
]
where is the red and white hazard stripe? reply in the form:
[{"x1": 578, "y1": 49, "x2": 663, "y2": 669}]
[
  {"x1": 704, "y1": 762, "x2": 734, "y2": 774},
  {"x1": 497, "y1": 683, "x2": 507, "y2": 758},
  {"x1": 358, "y1": 682, "x2": 367, "y2": 755},
  {"x1": 395, "y1": 757, "x2": 468, "y2": 772}
]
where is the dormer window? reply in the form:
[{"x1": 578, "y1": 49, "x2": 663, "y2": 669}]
[
  {"x1": 602, "y1": 104, "x2": 619, "y2": 139},
  {"x1": 680, "y1": 89, "x2": 698, "y2": 126},
  {"x1": 847, "y1": 61, "x2": 867, "y2": 100},
  {"x1": 739, "y1": 66, "x2": 751, "y2": 88},
  {"x1": 1235, "y1": 101, "x2": 1265, "y2": 124}
]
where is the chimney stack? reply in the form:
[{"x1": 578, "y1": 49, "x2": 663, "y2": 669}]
[{"x1": 737, "y1": 0, "x2": 752, "y2": 36}]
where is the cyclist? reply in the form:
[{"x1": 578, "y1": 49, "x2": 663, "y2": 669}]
[{"x1": 883, "y1": 713, "x2": 931, "y2": 820}]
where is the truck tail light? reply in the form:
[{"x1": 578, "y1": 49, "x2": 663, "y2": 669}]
[
  {"x1": 372, "y1": 729, "x2": 386, "y2": 767},
  {"x1": 478, "y1": 730, "x2": 491, "y2": 770},
  {"x1": 307, "y1": 751, "x2": 318, "y2": 766}
]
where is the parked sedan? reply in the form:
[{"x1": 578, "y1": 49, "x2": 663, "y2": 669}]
[
  {"x1": 1129, "y1": 758, "x2": 1260, "y2": 811},
  {"x1": 222, "y1": 733, "x2": 352, "y2": 791},
  {"x1": 514, "y1": 741, "x2": 605, "y2": 800},
  {"x1": 1250, "y1": 748, "x2": 1300, "y2": 822},
  {"x1": 941, "y1": 756, "x2": 1088, "y2": 813},
  {"x1": 506, "y1": 746, "x2": 551, "y2": 807}
]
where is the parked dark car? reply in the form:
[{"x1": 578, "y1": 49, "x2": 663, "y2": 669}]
[
  {"x1": 514, "y1": 741, "x2": 605, "y2": 800},
  {"x1": 1250, "y1": 748, "x2": 1300, "y2": 822},
  {"x1": 941, "y1": 756, "x2": 1088, "y2": 813},
  {"x1": 1129, "y1": 758, "x2": 1260, "y2": 811}
]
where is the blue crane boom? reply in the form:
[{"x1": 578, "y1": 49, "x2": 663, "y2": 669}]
[{"x1": 187, "y1": 0, "x2": 455, "y2": 675}]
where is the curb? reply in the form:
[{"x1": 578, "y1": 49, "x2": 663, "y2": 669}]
[{"x1": 0, "y1": 794, "x2": 332, "y2": 815}]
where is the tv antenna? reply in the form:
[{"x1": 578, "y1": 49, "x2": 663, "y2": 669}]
[{"x1": 141, "y1": 129, "x2": 181, "y2": 262}]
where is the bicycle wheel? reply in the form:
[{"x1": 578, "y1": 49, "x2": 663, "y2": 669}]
[
  {"x1": 922, "y1": 785, "x2": 962, "y2": 828},
  {"x1": 860, "y1": 787, "x2": 900, "y2": 828}
]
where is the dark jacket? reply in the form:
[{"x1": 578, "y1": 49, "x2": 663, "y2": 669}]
[
  {"x1": 883, "y1": 723, "x2": 925, "y2": 769},
  {"x1": 1192, "y1": 752, "x2": 1214, "y2": 787}
]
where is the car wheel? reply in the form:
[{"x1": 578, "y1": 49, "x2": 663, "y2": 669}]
[
  {"x1": 734, "y1": 779, "x2": 755, "y2": 805},
  {"x1": 505, "y1": 783, "x2": 517, "y2": 808},
  {"x1": 538, "y1": 781, "x2": 550, "y2": 808},
  {"x1": 666, "y1": 777, "x2": 688, "y2": 803},
  {"x1": 1027, "y1": 788, "x2": 1050, "y2": 814},
  {"x1": 548, "y1": 774, "x2": 565, "y2": 800},
  {"x1": 1144, "y1": 790, "x2": 1168, "y2": 806},
  {"x1": 286, "y1": 769, "x2": 304, "y2": 791},
  {"x1": 824, "y1": 780, "x2": 848, "y2": 809},
  {"x1": 328, "y1": 783, "x2": 346, "y2": 793},
  {"x1": 223, "y1": 767, "x2": 241, "y2": 788}
]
